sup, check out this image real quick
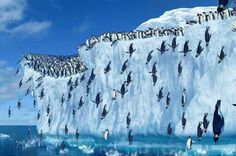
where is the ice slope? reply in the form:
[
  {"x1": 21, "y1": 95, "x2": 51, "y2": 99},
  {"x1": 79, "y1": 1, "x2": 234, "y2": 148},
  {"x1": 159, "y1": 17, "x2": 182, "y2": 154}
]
[{"x1": 21, "y1": 7, "x2": 236, "y2": 137}]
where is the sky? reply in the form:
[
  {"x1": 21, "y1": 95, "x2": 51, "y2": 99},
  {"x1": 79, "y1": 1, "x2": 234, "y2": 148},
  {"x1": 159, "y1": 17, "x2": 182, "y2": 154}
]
[{"x1": 0, "y1": 0, "x2": 216, "y2": 125}]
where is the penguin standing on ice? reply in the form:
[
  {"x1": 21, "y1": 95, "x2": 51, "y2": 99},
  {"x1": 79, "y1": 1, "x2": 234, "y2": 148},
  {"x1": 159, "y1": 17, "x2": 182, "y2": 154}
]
[
  {"x1": 179, "y1": 41, "x2": 192, "y2": 56},
  {"x1": 166, "y1": 92, "x2": 171, "y2": 109},
  {"x1": 126, "y1": 112, "x2": 131, "y2": 128},
  {"x1": 65, "y1": 125, "x2": 69, "y2": 135},
  {"x1": 104, "y1": 61, "x2": 111, "y2": 74},
  {"x1": 182, "y1": 112, "x2": 187, "y2": 130},
  {"x1": 76, "y1": 129, "x2": 80, "y2": 140},
  {"x1": 203, "y1": 113, "x2": 210, "y2": 133},
  {"x1": 181, "y1": 89, "x2": 187, "y2": 107},
  {"x1": 8, "y1": 106, "x2": 11, "y2": 117},
  {"x1": 126, "y1": 43, "x2": 136, "y2": 58},
  {"x1": 167, "y1": 123, "x2": 172, "y2": 136},
  {"x1": 146, "y1": 50, "x2": 154, "y2": 65},
  {"x1": 213, "y1": 100, "x2": 224, "y2": 144},
  {"x1": 168, "y1": 37, "x2": 179, "y2": 52},
  {"x1": 157, "y1": 87, "x2": 164, "y2": 102},
  {"x1": 101, "y1": 104, "x2": 108, "y2": 120},
  {"x1": 186, "y1": 136, "x2": 193, "y2": 150},
  {"x1": 218, "y1": 46, "x2": 226, "y2": 63},
  {"x1": 196, "y1": 40, "x2": 204, "y2": 57},
  {"x1": 197, "y1": 122, "x2": 204, "y2": 141},
  {"x1": 128, "y1": 129, "x2": 133, "y2": 145},
  {"x1": 205, "y1": 26, "x2": 211, "y2": 47},
  {"x1": 78, "y1": 96, "x2": 84, "y2": 109},
  {"x1": 157, "y1": 41, "x2": 169, "y2": 54},
  {"x1": 120, "y1": 60, "x2": 128, "y2": 74},
  {"x1": 92, "y1": 92, "x2": 103, "y2": 108},
  {"x1": 104, "y1": 129, "x2": 109, "y2": 141},
  {"x1": 178, "y1": 61, "x2": 182, "y2": 77}
]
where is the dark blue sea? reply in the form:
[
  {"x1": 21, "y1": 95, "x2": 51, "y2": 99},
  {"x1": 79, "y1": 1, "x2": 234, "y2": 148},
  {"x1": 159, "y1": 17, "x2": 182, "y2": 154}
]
[{"x1": 0, "y1": 126, "x2": 236, "y2": 156}]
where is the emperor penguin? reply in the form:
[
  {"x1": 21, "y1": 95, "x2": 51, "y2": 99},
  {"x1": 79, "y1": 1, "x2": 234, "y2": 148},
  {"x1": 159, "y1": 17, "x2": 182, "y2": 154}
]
[{"x1": 103, "y1": 129, "x2": 109, "y2": 141}]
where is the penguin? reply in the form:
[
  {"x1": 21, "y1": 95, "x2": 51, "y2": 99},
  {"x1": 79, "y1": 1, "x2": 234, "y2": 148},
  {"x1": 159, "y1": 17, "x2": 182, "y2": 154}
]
[
  {"x1": 73, "y1": 106, "x2": 76, "y2": 118},
  {"x1": 80, "y1": 73, "x2": 85, "y2": 82},
  {"x1": 67, "y1": 77, "x2": 73, "y2": 86},
  {"x1": 15, "y1": 68, "x2": 20, "y2": 76},
  {"x1": 111, "y1": 39, "x2": 119, "y2": 47},
  {"x1": 203, "y1": 113, "x2": 210, "y2": 133},
  {"x1": 126, "y1": 43, "x2": 136, "y2": 57},
  {"x1": 186, "y1": 136, "x2": 193, "y2": 150},
  {"x1": 146, "y1": 50, "x2": 154, "y2": 65},
  {"x1": 92, "y1": 92, "x2": 103, "y2": 108},
  {"x1": 74, "y1": 77, "x2": 79, "y2": 88},
  {"x1": 37, "y1": 111, "x2": 40, "y2": 120},
  {"x1": 33, "y1": 98, "x2": 36, "y2": 108},
  {"x1": 120, "y1": 60, "x2": 128, "y2": 74},
  {"x1": 179, "y1": 41, "x2": 192, "y2": 56},
  {"x1": 78, "y1": 96, "x2": 84, "y2": 109},
  {"x1": 36, "y1": 76, "x2": 44, "y2": 82},
  {"x1": 46, "y1": 104, "x2": 50, "y2": 116},
  {"x1": 87, "y1": 69, "x2": 96, "y2": 86},
  {"x1": 218, "y1": 46, "x2": 226, "y2": 63},
  {"x1": 196, "y1": 40, "x2": 204, "y2": 57},
  {"x1": 67, "y1": 92, "x2": 72, "y2": 101},
  {"x1": 39, "y1": 88, "x2": 44, "y2": 100},
  {"x1": 181, "y1": 89, "x2": 187, "y2": 107},
  {"x1": 128, "y1": 129, "x2": 133, "y2": 145},
  {"x1": 126, "y1": 112, "x2": 131, "y2": 128},
  {"x1": 152, "y1": 74, "x2": 157, "y2": 86},
  {"x1": 60, "y1": 140, "x2": 66, "y2": 151},
  {"x1": 65, "y1": 125, "x2": 69, "y2": 135},
  {"x1": 178, "y1": 61, "x2": 182, "y2": 77},
  {"x1": 26, "y1": 77, "x2": 32, "y2": 83},
  {"x1": 168, "y1": 37, "x2": 179, "y2": 52},
  {"x1": 157, "y1": 41, "x2": 169, "y2": 54},
  {"x1": 166, "y1": 92, "x2": 171, "y2": 109},
  {"x1": 213, "y1": 100, "x2": 224, "y2": 144},
  {"x1": 104, "y1": 61, "x2": 111, "y2": 74},
  {"x1": 8, "y1": 106, "x2": 11, "y2": 117},
  {"x1": 205, "y1": 26, "x2": 211, "y2": 47},
  {"x1": 19, "y1": 79, "x2": 23, "y2": 89},
  {"x1": 149, "y1": 62, "x2": 157, "y2": 76},
  {"x1": 76, "y1": 129, "x2": 80, "y2": 140},
  {"x1": 125, "y1": 71, "x2": 132, "y2": 86},
  {"x1": 112, "y1": 89, "x2": 118, "y2": 100},
  {"x1": 36, "y1": 82, "x2": 42, "y2": 89},
  {"x1": 86, "y1": 85, "x2": 90, "y2": 96},
  {"x1": 104, "y1": 129, "x2": 109, "y2": 141},
  {"x1": 167, "y1": 123, "x2": 172, "y2": 136},
  {"x1": 17, "y1": 99, "x2": 22, "y2": 109},
  {"x1": 69, "y1": 85, "x2": 73, "y2": 92},
  {"x1": 101, "y1": 104, "x2": 108, "y2": 120},
  {"x1": 48, "y1": 117, "x2": 51, "y2": 127},
  {"x1": 118, "y1": 83, "x2": 128, "y2": 98},
  {"x1": 156, "y1": 87, "x2": 164, "y2": 102},
  {"x1": 197, "y1": 122, "x2": 203, "y2": 141},
  {"x1": 25, "y1": 88, "x2": 30, "y2": 96},
  {"x1": 61, "y1": 94, "x2": 65, "y2": 106},
  {"x1": 182, "y1": 112, "x2": 187, "y2": 130}
]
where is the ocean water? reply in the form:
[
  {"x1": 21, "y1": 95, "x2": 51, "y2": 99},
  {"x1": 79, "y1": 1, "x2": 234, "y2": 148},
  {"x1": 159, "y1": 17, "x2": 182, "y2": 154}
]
[{"x1": 0, "y1": 126, "x2": 236, "y2": 156}]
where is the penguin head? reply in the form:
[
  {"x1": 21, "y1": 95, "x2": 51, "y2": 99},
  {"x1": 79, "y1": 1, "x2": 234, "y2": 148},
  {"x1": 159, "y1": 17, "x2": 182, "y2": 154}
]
[{"x1": 216, "y1": 100, "x2": 221, "y2": 109}]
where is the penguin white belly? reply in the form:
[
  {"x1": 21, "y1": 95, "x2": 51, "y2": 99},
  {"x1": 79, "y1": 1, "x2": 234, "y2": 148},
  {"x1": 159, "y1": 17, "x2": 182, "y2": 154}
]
[
  {"x1": 104, "y1": 131, "x2": 109, "y2": 141},
  {"x1": 186, "y1": 139, "x2": 192, "y2": 150}
]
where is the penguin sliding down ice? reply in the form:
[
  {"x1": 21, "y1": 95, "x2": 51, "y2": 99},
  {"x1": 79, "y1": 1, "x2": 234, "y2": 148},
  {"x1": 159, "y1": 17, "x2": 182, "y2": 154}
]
[
  {"x1": 196, "y1": 40, "x2": 204, "y2": 57},
  {"x1": 15, "y1": 67, "x2": 20, "y2": 76},
  {"x1": 205, "y1": 26, "x2": 211, "y2": 47},
  {"x1": 120, "y1": 60, "x2": 128, "y2": 74},
  {"x1": 218, "y1": 46, "x2": 226, "y2": 63},
  {"x1": 101, "y1": 104, "x2": 108, "y2": 120},
  {"x1": 104, "y1": 61, "x2": 111, "y2": 74},
  {"x1": 78, "y1": 96, "x2": 84, "y2": 109},
  {"x1": 86, "y1": 85, "x2": 90, "y2": 96},
  {"x1": 126, "y1": 43, "x2": 136, "y2": 58},
  {"x1": 118, "y1": 83, "x2": 128, "y2": 98},
  {"x1": 167, "y1": 123, "x2": 172, "y2": 136},
  {"x1": 103, "y1": 129, "x2": 109, "y2": 141},
  {"x1": 92, "y1": 92, "x2": 103, "y2": 108},
  {"x1": 152, "y1": 74, "x2": 157, "y2": 86},
  {"x1": 26, "y1": 76, "x2": 32, "y2": 83},
  {"x1": 125, "y1": 71, "x2": 132, "y2": 86},
  {"x1": 69, "y1": 85, "x2": 73, "y2": 92},
  {"x1": 128, "y1": 129, "x2": 133, "y2": 145},
  {"x1": 157, "y1": 87, "x2": 164, "y2": 102},
  {"x1": 179, "y1": 41, "x2": 192, "y2": 56},
  {"x1": 46, "y1": 104, "x2": 50, "y2": 116},
  {"x1": 67, "y1": 77, "x2": 73, "y2": 86},
  {"x1": 67, "y1": 92, "x2": 72, "y2": 101},
  {"x1": 146, "y1": 50, "x2": 154, "y2": 65},
  {"x1": 157, "y1": 41, "x2": 169, "y2": 54},
  {"x1": 74, "y1": 77, "x2": 79, "y2": 88},
  {"x1": 25, "y1": 88, "x2": 30, "y2": 96},
  {"x1": 37, "y1": 111, "x2": 40, "y2": 120},
  {"x1": 80, "y1": 73, "x2": 85, "y2": 82},
  {"x1": 166, "y1": 92, "x2": 171, "y2": 109},
  {"x1": 182, "y1": 112, "x2": 187, "y2": 130},
  {"x1": 39, "y1": 88, "x2": 44, "y2": 100},
  {"x1": 178, "y1": 61, "x2": 182, "y2": 77},
  {"x1": 181, "y1": 89, "x2": 187, "y2": 107},
  {"x1": 203, "y1": 113, "x2": 210, "y2": 133},
  {"x1": 73, "y1": 106, "x2": 76, "y2": 118},
  {"x1": 213, "y1": 100, "x2": 224, "y2": 144},
  {"x1": 168, "y1": 37, "x2": 179, "y2": 52},
  {"x1": 197, "y1": 122, "x2": 204, "y2": 141},
  {"x1": 87, "y1": 69, "x2": 96, "y2": 86},
  {"x1": 149, "y1": 62, "x2": 157, "y2": 76},
  {"x1": 17, "y1": 99, "x2": 22, "y2": 109},
  {"x1": 61, "y1": 94, "x2": 65, "y2": 106},
  {"x1": 8, "y1": 106, "x2": 11, "y2": 118},
  {"x1": 126, "y1": 112, "x2": 131, "y2": 128},
  {"x1": 19, "y1": 79, "x2": 23, "y2": 89}
]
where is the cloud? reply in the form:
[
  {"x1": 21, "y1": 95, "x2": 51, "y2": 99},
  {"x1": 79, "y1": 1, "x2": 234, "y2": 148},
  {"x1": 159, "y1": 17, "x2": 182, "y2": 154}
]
[
  {"x1": 73, "y1": 18, "x2": 92, "y2": 33},
  {"x1": 0, "y1": 0, "x2": 52, "y2": 36}
]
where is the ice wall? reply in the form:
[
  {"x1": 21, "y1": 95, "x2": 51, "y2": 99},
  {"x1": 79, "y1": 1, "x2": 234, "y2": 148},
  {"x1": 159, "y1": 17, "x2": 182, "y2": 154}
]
[{"x1": 20, "y1": 7, "x2": 236, "y2": 137}]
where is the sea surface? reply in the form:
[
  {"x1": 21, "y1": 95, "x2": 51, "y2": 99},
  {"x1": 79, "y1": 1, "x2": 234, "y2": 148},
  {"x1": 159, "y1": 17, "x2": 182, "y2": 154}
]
[{"x1": 0, "y1": 126, "x2": 236, "y2": 156}]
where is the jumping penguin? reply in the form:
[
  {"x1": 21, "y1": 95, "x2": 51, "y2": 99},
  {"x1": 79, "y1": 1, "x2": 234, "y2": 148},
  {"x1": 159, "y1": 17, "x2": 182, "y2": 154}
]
[{"x1": 197, "y1": 122, "x2": 203, "y2": 141}]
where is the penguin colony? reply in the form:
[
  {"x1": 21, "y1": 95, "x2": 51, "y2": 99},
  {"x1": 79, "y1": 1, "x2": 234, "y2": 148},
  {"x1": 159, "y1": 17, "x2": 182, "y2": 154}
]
[{"x1": 14, "y1": 8, "x2": 232, "y2": 146}]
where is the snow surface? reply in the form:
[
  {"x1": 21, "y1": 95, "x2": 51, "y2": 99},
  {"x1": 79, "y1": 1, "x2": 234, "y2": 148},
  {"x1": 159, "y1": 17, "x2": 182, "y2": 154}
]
[{"x1": 20, "y1": 7, "x2": 236, "y2": 137}]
